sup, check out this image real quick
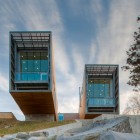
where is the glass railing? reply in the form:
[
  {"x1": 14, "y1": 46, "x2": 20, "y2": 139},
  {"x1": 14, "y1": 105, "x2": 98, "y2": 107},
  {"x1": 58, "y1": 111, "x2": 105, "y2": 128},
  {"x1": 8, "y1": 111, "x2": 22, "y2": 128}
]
[
  {"x1": 87, "y1": 98, "x2": 115, "y2": 107},
  {"x1": 15, "y1": 72, "x2": 48, "y2": 82}
]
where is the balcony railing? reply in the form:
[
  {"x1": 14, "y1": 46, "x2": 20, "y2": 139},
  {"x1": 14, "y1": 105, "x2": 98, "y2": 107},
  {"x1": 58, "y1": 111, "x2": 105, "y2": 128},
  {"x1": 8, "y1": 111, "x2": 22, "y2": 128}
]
[
  {"x1": 87, "y1": 98, "x2": 115, "y2": 107},
  {"x1": 15, "y1": 72, "x2": 48, "y2": 82}
]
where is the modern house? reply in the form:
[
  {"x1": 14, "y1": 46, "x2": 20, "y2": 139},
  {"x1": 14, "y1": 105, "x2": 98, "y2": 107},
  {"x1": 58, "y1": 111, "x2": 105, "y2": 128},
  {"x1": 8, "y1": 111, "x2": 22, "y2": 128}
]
[
  {"x1": 9, "y1": 31, "x2": 57, "y2": 121},
  {"x1": 79, "y1": 64, "x2": 119, "y2": 119}
]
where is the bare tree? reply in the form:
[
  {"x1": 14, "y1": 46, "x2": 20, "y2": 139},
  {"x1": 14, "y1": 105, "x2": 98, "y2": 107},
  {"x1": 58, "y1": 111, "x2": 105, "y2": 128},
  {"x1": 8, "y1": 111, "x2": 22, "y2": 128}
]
[{"x1": 123, "y1": 93, "x2": 140, "y2": 115}]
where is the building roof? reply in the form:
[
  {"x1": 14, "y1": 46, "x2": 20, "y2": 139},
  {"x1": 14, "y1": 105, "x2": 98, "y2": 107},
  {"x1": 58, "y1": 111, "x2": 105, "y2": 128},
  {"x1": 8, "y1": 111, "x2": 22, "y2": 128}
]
[
  {"x1": 10, "y1": 31, "x2": 51, "y2": 49},
  {"x1": 85, "y1": 64, "x2": 118, "y2": 75}
]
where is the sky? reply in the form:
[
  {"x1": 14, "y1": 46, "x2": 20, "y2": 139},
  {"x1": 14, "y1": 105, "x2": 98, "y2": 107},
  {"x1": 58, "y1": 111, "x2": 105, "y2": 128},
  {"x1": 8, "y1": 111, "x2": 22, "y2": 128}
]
[{"x1": 0, "y1": 0, "x2": 139, "y2": 120}]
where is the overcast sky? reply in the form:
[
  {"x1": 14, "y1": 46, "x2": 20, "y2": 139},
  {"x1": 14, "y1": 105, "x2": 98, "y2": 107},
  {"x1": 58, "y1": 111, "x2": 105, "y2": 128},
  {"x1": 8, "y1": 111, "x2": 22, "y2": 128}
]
[{"x1": 0, "y1": 0, "x2": 139, "y2": 120}]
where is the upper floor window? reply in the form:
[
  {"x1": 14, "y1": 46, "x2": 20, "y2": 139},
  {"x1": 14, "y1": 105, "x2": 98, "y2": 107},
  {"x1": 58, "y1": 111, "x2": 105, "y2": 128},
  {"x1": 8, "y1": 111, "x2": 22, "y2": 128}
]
[
  {"x1": 15, "y1": 52, "x2": 49, "y2": 81},
  {"x1": 88, "y1": 79, "x2": 112, "y2": 98},
  {"x1": 20, "y1": 52, "x2": 48, "y2": 73}
]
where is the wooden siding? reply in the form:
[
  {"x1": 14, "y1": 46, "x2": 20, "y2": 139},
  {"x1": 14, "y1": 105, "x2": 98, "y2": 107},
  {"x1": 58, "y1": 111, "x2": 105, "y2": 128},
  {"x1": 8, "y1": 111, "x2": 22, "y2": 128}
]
[
  {"x1": 79, "y1": 71, "x2": 86, "y2": 119},
  {"x1": 50, "y1": 35, "x2": 58, "y2": 120},
  {"x1": 85, "y1": 114, "x2": 101, "y2": 119},
  {"x1": 11, "y1": 92, "x2": 55, "y2": 116},
  {"x1": 0, "y1": 112, "x2": 16, "y2": 120}
]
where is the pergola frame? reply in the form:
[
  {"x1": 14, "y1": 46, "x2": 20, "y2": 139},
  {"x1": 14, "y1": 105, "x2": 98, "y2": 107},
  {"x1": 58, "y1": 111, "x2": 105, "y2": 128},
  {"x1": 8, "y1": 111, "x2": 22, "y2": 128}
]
[
  {"x1": 10, "y1": 31, "x2": 50, "y2": 50},
  {"x1": 85, "y1": 64, "x2": 118, "y2": 76}
]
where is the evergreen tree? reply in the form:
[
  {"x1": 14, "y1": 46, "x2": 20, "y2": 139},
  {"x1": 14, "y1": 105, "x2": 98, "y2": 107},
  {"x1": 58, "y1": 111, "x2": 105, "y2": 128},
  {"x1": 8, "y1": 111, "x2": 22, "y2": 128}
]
[{"x1": 122, "y1": 16, "x2": 140, "y2": 92}]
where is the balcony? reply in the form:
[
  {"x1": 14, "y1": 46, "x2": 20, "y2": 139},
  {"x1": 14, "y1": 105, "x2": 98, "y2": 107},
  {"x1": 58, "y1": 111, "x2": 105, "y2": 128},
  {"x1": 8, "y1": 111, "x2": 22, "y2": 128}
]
[
  {"x1": 15, "y1": 72, "x2": 48, "y2": 82},
  {"x1": 87, "y1": 98, "x2": 115, "y2": 107}
]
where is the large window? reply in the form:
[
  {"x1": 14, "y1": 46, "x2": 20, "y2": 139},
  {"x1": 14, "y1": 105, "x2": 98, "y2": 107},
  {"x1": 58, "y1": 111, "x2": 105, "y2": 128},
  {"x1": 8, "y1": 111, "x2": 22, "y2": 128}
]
[
  {"x1": 87, "y1": 78, "x2": 114, "y2": 107},
  {"x1": 20, "y1": 52, "x2": 48, "y2": 72},
  {"x1": 88, "y1": 79, "x2": 111, "y2": 98},
  {"x1": 16, "y1": 52, "x2": 48, "y2": 81}
]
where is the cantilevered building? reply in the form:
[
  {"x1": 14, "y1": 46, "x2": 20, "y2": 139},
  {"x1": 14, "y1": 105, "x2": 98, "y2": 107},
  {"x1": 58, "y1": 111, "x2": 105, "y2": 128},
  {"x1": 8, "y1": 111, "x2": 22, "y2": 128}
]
[
  {"x1": 9, "y1": 31, "x2": 57, "y2": 121},
  {"x1": 79, "y1": 64, "x2": 119, "y2": 119}
]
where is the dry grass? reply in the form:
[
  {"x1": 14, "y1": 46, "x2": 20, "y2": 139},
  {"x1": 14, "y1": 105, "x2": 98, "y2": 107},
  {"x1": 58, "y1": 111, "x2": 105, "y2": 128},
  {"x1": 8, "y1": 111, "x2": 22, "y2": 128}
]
[{"x1": 0, "y1": 119, "x2": 75, "y2": 136}]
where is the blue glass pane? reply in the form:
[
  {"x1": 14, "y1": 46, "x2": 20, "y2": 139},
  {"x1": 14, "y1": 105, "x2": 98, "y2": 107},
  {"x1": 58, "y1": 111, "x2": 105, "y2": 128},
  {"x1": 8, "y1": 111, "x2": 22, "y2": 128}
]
[
  {"x1": 88, "y1": 79, "x2": 111, "y2": 98},
  {"x1": 34, "y1": 73, "x2": 40, "y2": 80},
  {"x1": 88, "y1": 84, "x2": 93, "y2": 96},
  {"x1": 99, "y1": 84, "x2": 104, "y2": 97},
  {"x1": 15, "y1": 72, "x2": 48, "y2": 81},
  {"x1": 18, "y1": 52, "x2": 49, "y2": 81},
  {"x1": 34, "y1": 60, "x2": 40, "y2": 72},
  {"x1": 41, "y1": 74, "x2": 47, "y2": 81},
  {"x1": 93, "y1": 84, "x2": 99, "y2": 97},
  {"x1": 16, "y1": 73, "x2": 20, "y2": 81},
  {"x1": 21, "y1": 73, "x2": 28, "y2": 80},
  {"x1": 41, "y1": 60, "x2": 48, "y2": 72},
  {"x1": 28, "y1": 60, "x2": 34, "y2": 72},
  {"x1": 88, "y1": 99, "x2": 93, "y2": 106},
  {"x1": 28, "y1": 73, "x2": 34, "y2": 80},
  {"x1": 105, "y1": 84, "x2": 109, "y2": 97},
  {"x1": 21, "y1": 60, "x2": 27, "y2": 72},
  {"x1": 88, "y1": 98, "x2": 115, "y2": 107}
]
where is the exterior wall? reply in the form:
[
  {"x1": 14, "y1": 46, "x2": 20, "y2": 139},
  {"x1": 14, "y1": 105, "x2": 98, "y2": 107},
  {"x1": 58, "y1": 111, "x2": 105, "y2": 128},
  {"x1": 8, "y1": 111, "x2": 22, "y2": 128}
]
[
  {"x1": 25, "y1": 114, "x2": 55, "y2": 121},
  {"x1": 63, "y1": 113, "x2": 79, "y2": 120},
  {"x1": 0, "y1": 112, "x2": 16, "y2": 120},
  {"x1": 58, "y1": 113, "x2": 79, "y2": 121},
  {"x1": 79, "y1": 70, "x2": 86, "y2": 119},
  {"x1": 79, "y1": 92, "x2": 86, "y2": 119},
  {"x1": 50, "y1": 35, "x2": 58, "y2": 120}
]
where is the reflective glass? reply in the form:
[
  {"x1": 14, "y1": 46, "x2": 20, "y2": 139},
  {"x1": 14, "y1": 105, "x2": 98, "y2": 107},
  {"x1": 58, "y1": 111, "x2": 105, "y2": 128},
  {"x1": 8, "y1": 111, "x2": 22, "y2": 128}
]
[
  {"x1": 41, "y1": 60, "x2": 48, "y2": 72},
  {"x1": 34, "y1": 73, "x2": 40, "y2": 80},
  {"x1": 88, "y1": 79, "x2": 111, "y2": 98},
  {"x1": 21, "y1": 60, "x2": 27, "y2": 72},
  {"x1": 21, "y1": 73, "x2": 28, "y2": 80},
  {"x1": 41, "y1": 73, "x2": 48, "y2": 81},
  {"x1": 34, "y1": 60, "x2": 40, "y2": 72},
  {"x1": 18, "y1": 52, "x2": 48, "y2": 81},
  {"x1": 28, "y1": 73, "x2": 34, "y2": 81},
  {"x1": 87, "y1": 78, "x2": 114, "y2": 107},
  {"x1": 91, "y1": 98, "x2": 115, "y2": 107},
  {"x1": 28, "y1": 60, "x2": 34, "y2": 72}
]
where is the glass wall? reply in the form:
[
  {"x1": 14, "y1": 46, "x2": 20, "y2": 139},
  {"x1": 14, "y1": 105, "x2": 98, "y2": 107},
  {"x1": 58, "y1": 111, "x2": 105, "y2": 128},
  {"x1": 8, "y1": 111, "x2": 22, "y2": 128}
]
[
  {"x1": 16, "y1": 52, "x2": 48, "y2": 81},
  {"x1": 87, "y1": 78, "x2": 114, "y2": 107},
  {"x1": 88, "y1": 79, "x2": 111, "y2": 98}
]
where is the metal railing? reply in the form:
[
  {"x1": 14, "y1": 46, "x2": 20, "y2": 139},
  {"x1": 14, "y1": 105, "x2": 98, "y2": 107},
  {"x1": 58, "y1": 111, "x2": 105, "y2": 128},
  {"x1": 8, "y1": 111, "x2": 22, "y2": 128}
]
[
  {"x1": 87, "y1": 98, "x2": 115, "y2": 107},
  {"x1": 15, "y1": 72, "x2": 48, "y2": 82}
]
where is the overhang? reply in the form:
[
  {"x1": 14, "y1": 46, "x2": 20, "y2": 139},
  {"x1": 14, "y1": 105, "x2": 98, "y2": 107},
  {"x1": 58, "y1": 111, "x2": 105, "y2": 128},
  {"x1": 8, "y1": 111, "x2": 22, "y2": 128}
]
[
  {"x1": 10, "y1": 31, "x2": 51, "y2": 49},
  {"x1": 85, "y1": 64, "x2": 118, "y2": 76}
]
